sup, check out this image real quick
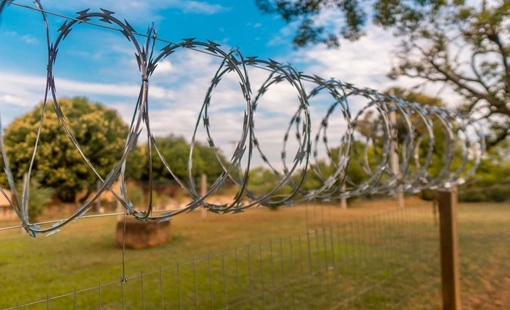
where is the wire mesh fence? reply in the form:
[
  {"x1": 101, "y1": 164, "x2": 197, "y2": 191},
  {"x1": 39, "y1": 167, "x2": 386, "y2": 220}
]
[
  {"x1": 395, "y1": 201, "x2": 510, "y2": 310},
  {"x1": 1, "y1": 200, "x2": 442, "y2": 309},
  {"x1": 1, "y1": 199, "x2": 509, "y2": 309}
]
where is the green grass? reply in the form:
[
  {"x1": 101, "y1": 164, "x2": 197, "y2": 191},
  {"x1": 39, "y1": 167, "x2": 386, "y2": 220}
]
[
  {"x1": 0, "y1": 200, "x2": 508, "y2": 309},
  {"x1": 398, "y1": 202, "x2": 510, "y2": 310}
]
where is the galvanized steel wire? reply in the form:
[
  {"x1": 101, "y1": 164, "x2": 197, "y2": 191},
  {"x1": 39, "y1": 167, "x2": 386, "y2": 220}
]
[{"x1": 0, "y1": 0, "x2": 484, "y2": 236}]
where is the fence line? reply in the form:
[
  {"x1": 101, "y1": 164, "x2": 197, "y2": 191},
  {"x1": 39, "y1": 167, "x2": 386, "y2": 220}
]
[
  {"x1": 3, "y1": 200, "x2": 442, "y2": 309},
  {"x1": 2, "y1": 200, "x2": 509, "y2": 308}
]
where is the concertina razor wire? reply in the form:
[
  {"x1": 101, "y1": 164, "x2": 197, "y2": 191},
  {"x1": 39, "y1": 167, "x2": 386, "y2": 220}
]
[{"x1": 0, "y1": 1, "x2": 484, "y2": 237}]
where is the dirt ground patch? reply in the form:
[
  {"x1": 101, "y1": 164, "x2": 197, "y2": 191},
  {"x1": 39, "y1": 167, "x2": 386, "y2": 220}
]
[{"x1": 467, "y1": 274, "x2": 510, "y2": 309}]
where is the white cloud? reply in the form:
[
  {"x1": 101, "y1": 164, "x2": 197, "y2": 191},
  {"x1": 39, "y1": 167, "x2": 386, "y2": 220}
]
[
  {"x1": 0, "y1": 74, "x2": 46, "y2": 104},
  {"x1": 0, "y1": 94, "x2": 31, "y2": 106},
  {"x1": 266, "y1": 20, "x2": 297, "y2": 47},
  {"x1": 266, "y1": 10, "x2": 466, "y2": 108},
  {"x1": 40, "y1": 0, "x2": 229, "y2": 24},
  {"x1": 178, "y1": 1, "x2": 227, "y2": 15},
  {"x1": 151, "y1": 60, "x2": 174, "y2": 76},
  {"x1": 0, "y1": 72, "x2": 139, "y2": 118},
  {"x1": 284, "y1": 25, "x2": 397, "y2": 89},
  {"x1": 55, "y1": 79, "x2": 140, "y2": 97},
  {"x1": 21, "y1": 35, "x2": 38, "y2": 44}
]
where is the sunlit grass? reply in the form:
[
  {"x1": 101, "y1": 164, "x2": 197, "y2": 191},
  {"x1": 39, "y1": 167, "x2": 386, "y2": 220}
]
[{"x1": 0, "y1": 199, "x2": 508, "y2": 309}]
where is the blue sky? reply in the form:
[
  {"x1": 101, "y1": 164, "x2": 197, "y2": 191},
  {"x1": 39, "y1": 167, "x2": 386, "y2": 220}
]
[{"x1": 0, "y1": 0, "x2": 451, "y2": 169}]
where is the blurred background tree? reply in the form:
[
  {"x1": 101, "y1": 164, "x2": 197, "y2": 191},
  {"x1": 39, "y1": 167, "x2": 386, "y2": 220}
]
[
  {"x1": 1, "y1": 97, "x2": 129, "y2": 203},
  {"x1": 9, "y1": 173, "x2": 55, "y2": 221},
  {"x1": 138, "y1": 135, "x2": 230, "y2": 184},
  {"x1": 257, "y1": 0, "x2": 510, "y2": 147}
]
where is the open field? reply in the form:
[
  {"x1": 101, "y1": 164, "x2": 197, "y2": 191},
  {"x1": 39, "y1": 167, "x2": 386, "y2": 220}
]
[{"x1": 0, "y1": 199, "x2": 508, "y2": 309}]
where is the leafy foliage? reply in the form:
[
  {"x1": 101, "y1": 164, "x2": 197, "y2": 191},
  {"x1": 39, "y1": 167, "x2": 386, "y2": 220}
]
[
  {"x1": 257, "y1": 0, "x2": 510, "y2": 147},
  {"x1": 388, "y1": 1, "x2": 510, "y2": 147},
  {"x1": 1, "y1": 97, "x2": 129, "y2": 203},
  {"x1": 15, "y1": 174, "x2": 54, "y2": 220},
  {"x1": 293, "y1": 141, "x2": 376, "y2": 200},
  {"x1": 138, "y1": 135, "x2": 230, "y2": 184},
  {"x1": 459, "y1": 141, "x2": 510, "y2": 202},
  {"x1": 353, "y1": 89, "x2": 480, "y2": 196},
  {"x1": 256, "y1": 0, "x2": 443, "y2": 47}
]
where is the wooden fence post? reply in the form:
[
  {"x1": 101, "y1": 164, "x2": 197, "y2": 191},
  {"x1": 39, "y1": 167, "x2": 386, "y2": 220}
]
[{"x1": 437, "y1": 188, "x2": 462, "y2": 310}]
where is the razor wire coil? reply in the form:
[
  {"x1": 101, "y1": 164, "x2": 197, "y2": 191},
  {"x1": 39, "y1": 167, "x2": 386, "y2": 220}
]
[{"x1": 0, "y1": 0, "x2": 485, "y2": 236}]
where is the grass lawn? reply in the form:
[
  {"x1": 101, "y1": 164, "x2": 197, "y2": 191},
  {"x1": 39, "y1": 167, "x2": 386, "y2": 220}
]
[{"x1": 0, "y1": 198, "x2": 508, "y2": 309}]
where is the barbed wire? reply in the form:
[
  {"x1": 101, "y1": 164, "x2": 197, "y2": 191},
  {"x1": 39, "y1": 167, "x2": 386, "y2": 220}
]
[{"x1": 0, "y1": 0, "x2": 485, "y2": 236}]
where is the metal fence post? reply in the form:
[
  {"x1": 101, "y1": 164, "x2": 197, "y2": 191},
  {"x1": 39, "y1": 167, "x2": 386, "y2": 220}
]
[{"x1": 437, "y1": 188, "x2": 462, "y2": 310}]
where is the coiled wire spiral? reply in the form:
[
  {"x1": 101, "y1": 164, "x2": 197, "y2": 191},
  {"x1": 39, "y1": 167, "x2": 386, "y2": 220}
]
[{"x1": 0, "y1": 1, "x2": 484, "y2": 236}]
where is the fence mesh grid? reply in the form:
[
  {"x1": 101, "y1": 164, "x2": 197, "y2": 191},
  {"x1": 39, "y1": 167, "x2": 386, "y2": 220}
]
[
  {"x1": 0, "y1": 200, "x2": 440, "y2": 309},
  {"x1": 1, "y1": 199, "x2": 509, "y2": 309}
]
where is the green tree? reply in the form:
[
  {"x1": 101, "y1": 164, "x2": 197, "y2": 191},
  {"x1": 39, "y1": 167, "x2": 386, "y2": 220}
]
[
  {"x1": 1, "y1": 97, "x2": 129, "y2": 203},
  {"x1": 299, "y1": 141, "x2": 376, "y2": 198},
  {"x1": 256, "y1": 0, "x2": 450, "y2": 47},
  {"x1": 245, "y1": 166, "x2": 293, "y2": 208},
  {"x1": 385, "y1": 88, "x2": 451, "y2": 180},
  {"x1": 246, "y1": 166, "x2": 281, "y2": 195},
  {"x1": 458, "y1": 140, "x2": 510, "y2": 202},
  {"x1": 388, "y1": 1, "x2": 510, "y2": 147},
  {"x1": 384, "y1": 87, "x2": 445, "y2": 142},
  {"x1": 15, "y1": 174, "x2": 54, "y2": 220},
  {"x1": 140, "y1": 135, "x2": 230, "y2": 183},
  {"x1": 354, "y1": 89, "x2": 471, "y2": 193},
  {"x1": 257, "y1": 0, "x2": 510, "y2": 147}
]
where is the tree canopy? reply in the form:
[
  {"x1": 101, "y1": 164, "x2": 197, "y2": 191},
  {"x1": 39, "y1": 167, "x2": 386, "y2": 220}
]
[
  {"x1": 256, "y1": 0, "x2": 449, "y2": 47},
  {"x1": 139, "y1": 135, "x2": 230, "y2": 184},
  {"x1": 1, "y1": 97, "x2": 129, "y2": 203},
  {"x1": 257, "y1": 0, "x2": 510, "y2": 147},
  {"x1": 0, "y1": 96, "x2": 235, "y2": 204},
  {"x1": 388, "y1": 0, "x2": 510, "y2": 147}
]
